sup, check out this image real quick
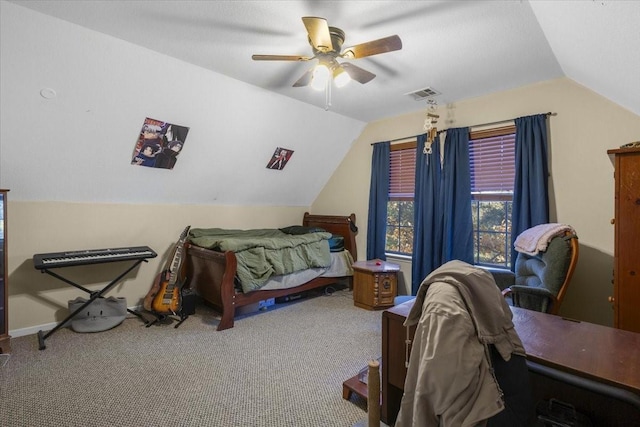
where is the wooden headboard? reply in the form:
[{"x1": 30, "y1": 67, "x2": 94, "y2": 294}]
[{"x1": 302, "y1": 212, "x2": 358, "y2": 261}]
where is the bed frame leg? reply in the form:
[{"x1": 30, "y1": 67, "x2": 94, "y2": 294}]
[{"x1": 217, "y1": 306, "x2": 234, "y2": 331}]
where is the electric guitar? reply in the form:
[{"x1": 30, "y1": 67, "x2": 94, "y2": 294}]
[{"x1": 143, "y1": 226, "x2": 191, "y2": 315}]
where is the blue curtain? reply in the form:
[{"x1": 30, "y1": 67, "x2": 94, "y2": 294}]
[
  {"x1": 511, "y1": 114, "x2": 549, "y2": 269},
  {"x1": 411, "y1": 134, "x2": 443, "y2": 293},
  {"x1": 441, "y1": 128, "x2": 474, "y2": 264},
  {"x1": 366, "y1": 142, "x2": 390, "y2": 260},
  {"x1": 411, "y1": 129, "x2": 473, "y2": 294}
]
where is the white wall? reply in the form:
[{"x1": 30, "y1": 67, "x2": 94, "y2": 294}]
[
  {"x1": 0, "y1": 1, "x2": 366, "y2": 206},
  {"x1": 0, "y1": 2, "x2": 368, "y2": 334},
  {"x1": 313, "y1": 78, "x2": 640, "y2": 327}
]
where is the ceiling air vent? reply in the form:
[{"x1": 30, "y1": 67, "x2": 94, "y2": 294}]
[{"x1": 406, "y1": 87, "x2": 441, "y2": 101}]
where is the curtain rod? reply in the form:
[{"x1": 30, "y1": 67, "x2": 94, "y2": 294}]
[
  {"x1": 371, "y1": 112, "x2": 556, "y2": 145},
  {"x1": 437, "y1": 112, "x2": 555, "y2": 135},
  {"x1": 370, "y1": 134, "x2": 421, "y2": 145}
]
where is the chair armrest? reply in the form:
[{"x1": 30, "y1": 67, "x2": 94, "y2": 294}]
[
  {"x1": 483, "y1": 267, "x2": 515, "y2": 291},
  {"x1": 509, "y1": 285, "x2": 559, "y2": 313},
  {"x1": 509, "y1": 285, "x2": 555, "y2": 299}
]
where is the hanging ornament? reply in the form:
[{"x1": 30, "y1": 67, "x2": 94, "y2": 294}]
[
  {"x1": 423, "y1": 98, "x2": 440, "y2": 149},
  {"x1": 423, "y1": 140, "x2": 433, "y2": 155}
]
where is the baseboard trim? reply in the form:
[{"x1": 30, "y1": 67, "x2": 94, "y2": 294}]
[
  {"x1": 9, "y1": 322, "x2": 58, "y2": 338},
  {"x1": 8, "y1": 304, "x2": 145, "y2": 338}
]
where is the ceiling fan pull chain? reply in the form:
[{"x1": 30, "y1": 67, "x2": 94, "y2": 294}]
[{"x1": 325, "y1": 79, "x2": 332, "y2": 111}]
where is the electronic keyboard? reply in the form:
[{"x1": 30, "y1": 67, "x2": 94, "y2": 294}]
[{"x1": 33, "y1": 246, "x2": 157, "y2": 270}]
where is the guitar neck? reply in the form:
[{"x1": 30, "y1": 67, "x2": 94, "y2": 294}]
[
  {"x1": 167, "y1": 244, "x2": 185, "y2": 285},
  {"x1": 166, "y1": 226, "x2": 190, "y2": 285}
]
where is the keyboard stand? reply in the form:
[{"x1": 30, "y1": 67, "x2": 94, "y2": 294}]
[{"x1": 37, "y1": 259, "x2": 149, "y2": 350}]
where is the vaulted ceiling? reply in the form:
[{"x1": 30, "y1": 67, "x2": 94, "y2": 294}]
[{"x1": 9, "y1": 0, "x2": 640, "y2": 122}]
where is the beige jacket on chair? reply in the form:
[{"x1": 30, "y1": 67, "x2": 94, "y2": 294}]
[{"x1": 395, "y1": 260, "x2": 525, "y2": 427}]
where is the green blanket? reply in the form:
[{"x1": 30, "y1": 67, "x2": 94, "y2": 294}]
[{"x1": 188, "y1": 228, "x2": 332, "y2": 293}]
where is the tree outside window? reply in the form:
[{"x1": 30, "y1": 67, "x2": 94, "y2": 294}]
[{"x1": 386, "y1": 142, "x2": 416, "y2": 256}]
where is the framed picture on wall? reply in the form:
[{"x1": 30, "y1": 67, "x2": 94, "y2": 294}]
[
  {"x1": 266, "y1": 147, "x2": 294, "y2": 170},
  {"x1": 131, "y1": 117, "x2": 190, "y2": 169}
]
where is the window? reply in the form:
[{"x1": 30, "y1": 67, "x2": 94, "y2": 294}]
[
  {"x1": 470, "y1": 126, "x2": 516, "y2": 268},
  {"x1": 386, "y1": 142, "x2": 416, "y2": 256},
  {"x1": 383, "y1": 126, "x2": 516, "y2": 268}
]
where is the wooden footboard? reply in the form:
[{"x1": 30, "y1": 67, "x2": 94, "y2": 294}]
[
  {"x1": 183, "y1": 244, "x2": 237, "y2": 330},
  {"x1": 183, "y1": 212, "x2": 358, "y2": 331}
]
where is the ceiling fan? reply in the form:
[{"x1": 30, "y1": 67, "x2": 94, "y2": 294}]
[{"x1": 252, "y1": 16, "x2": 402, "y2": 89}]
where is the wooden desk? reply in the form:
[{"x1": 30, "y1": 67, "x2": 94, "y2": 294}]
[
  {"x1": 381, "y1": 300, "x2": 640, "y2": 426},
  {"x1": 381, "y1": 300, "x2": 414, "y2": 424},
  {"x1": 512, "y1": 306, "x2": 640, "y2": 394}
]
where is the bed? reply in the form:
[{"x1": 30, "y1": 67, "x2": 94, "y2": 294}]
[{"x1": 183, "y1": 212, "x2": 358, "y2": 331}]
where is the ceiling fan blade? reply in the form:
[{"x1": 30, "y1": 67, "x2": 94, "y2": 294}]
[
  {"x1": 302, "y1": 16, "x2": 333, "y2": 53},
  {"x1": 341, "y1": 63, "x2": 376, "y2": 84},
  {"x1": 252, "y1": 54, "x2": 311, "y2": 61},
  {"x1": 292, "y1": 69, "x2": 313, "y2": 87},
  {"x1": 341, "y1": 35, "x2": 402, "y2": 59}
]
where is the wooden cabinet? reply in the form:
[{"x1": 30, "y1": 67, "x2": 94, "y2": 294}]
[
  {"x1": 352, "y1": 260, "x2": 399, "y2": 310},
  {"x1": 0, "y1": 189, "x2": 9, "y2": 354},
  {"x1": 608, "y1": 147, "x2": 640, "y2": 333}
]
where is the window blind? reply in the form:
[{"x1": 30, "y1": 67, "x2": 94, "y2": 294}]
[
  {"x1": 386, "y1": 130, "x2": 514, "y2": 200},
  {"x1": 469, "y1": 132, "x2": 515, "y2": 194},
  {"x1": 389, "y1": 144, "x2": 416, "y2": 200}
]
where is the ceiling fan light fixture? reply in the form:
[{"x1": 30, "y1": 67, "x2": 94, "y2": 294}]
[
  {"x1": 253, "y1": 16, "x2": 402, "y2": 95},
  {"x1": 333, "y1": 66, "x2": 351, "y2": 88},
  {"x1": 311, "y1": 64, "x2": 330, "y2": 91}
]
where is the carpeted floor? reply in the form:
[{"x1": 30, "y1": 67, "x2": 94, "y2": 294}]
[{"x1": 0, "y1": 288, "x2": 384, "y2": 427}]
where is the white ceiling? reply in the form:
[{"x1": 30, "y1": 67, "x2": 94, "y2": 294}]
[{"x1": 7, "y1": 0, "x2": 640, "y2": 122}]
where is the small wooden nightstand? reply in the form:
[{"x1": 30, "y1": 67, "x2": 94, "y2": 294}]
[{"x1": 352, "y1": 260, "x2": 400, "y2": 310}]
